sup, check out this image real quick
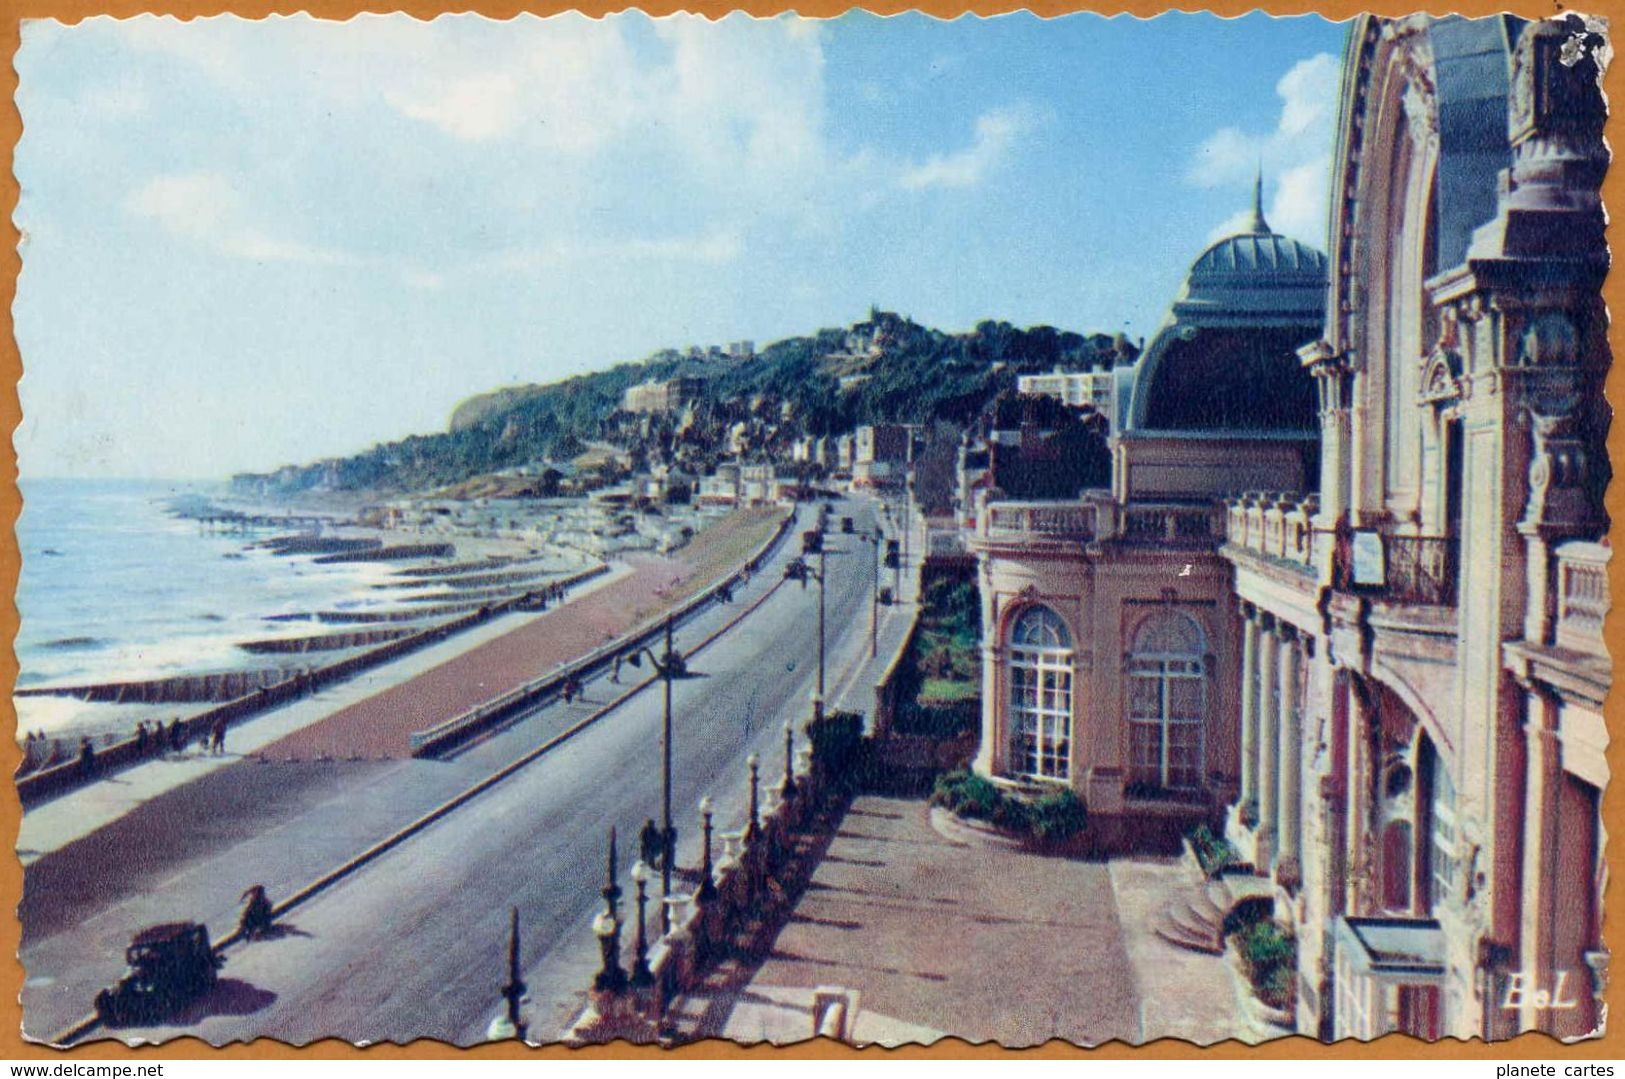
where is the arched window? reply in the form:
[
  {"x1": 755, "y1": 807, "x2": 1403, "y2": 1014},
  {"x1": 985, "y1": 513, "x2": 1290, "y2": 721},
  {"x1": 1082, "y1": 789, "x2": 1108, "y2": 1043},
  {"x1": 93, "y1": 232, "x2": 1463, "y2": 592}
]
[
  {"x1": 1007, "y1": 606, "x2": 1073, "y2": 781},
  {"x1": 1126, "y1": 611, "x2": 1207, "y2": 792},
  {"x1": 1416, "y1": 737, "x2": 1458, "y2": 912}
]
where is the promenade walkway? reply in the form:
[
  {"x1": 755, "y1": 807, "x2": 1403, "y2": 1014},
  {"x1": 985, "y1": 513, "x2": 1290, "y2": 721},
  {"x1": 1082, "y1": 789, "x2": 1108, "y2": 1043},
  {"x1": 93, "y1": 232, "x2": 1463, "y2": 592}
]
[
  {"x1": 16, "y1": 506, "x2": 785, "y2": 864},
  {"x1": 674, "y1": 796, "x2": 1250, "y2": 1048},
  {"x1": 264, "y1": 505, "x2": 785, "y2": 761},
  {"x1": 678, "y1": 795, "x2": 1142, "y2": 1047},
  {"x1": 15, "y1": 568, "x2": 633, "y2": 867}
]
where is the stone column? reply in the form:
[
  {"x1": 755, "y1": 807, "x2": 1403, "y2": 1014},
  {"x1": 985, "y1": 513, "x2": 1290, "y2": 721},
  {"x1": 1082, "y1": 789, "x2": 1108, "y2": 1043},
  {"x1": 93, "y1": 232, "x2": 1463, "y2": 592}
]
[
  {"x1": 1344, "y1": 680, "x2": 1370, "y2": 914},
  {"x1": 974, "y1": 639, "x2": 1001, "y2": 777},
  {"x1": 1238, "y1": 604, "x2": 1261, "y2": 815},
  {"x1": 1301, "y1": 341, "x2": 1353, "y2": 531},
  {"x1": 1518, "y1": 683, "x2": 1561, "y2": 1035},
  {"x1": 1276, "y1": 627, "x2": 1304, "y2": 883},
  {"x1": 1256, "y1": 616, "x2": 1280, "y2": 867}
]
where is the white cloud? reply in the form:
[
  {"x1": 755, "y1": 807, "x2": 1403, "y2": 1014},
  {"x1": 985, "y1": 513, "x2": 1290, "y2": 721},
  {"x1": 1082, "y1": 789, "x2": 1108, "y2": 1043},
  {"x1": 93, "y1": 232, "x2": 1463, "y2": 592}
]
[
  {"x1": 126, "y1": 172, "x2": 349, "y2": 265},
  {"x1": 1189, "y1": 52, "x2": 1339, "y2": 245},
  {"x1": 898, "y1": 106, "x2": 1039, "y2": 191},
  {"x1": 389, "y1": 72, "x2": 522, "y2": 143}
]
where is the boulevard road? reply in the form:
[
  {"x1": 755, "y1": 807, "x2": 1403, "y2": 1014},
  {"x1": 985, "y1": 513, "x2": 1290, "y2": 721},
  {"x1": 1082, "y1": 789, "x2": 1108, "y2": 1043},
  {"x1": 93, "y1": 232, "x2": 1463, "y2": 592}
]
[{"x1": 33, "y1": 498, "x2": 891, "y2": 1046}]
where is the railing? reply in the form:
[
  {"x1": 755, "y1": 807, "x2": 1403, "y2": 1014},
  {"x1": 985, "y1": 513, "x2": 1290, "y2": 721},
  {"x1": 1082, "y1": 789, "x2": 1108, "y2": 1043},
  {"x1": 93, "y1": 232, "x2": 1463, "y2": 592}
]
[
  {"x1": 1556, "y1": 541, "x2": 1610, "y2": 654},
  {"x1": 1382, "y1": 535, "x2": 1459, "y2": 607},
  {"x1": 1117, "y1": 503, "x2": 1225, "y2": 547},
  {"x1": 1224, "y1": 492, "x2": 1318, "y2": 570},
  {"x1": 981, "y1": 501, "x2": 1098, "y2": 542}
]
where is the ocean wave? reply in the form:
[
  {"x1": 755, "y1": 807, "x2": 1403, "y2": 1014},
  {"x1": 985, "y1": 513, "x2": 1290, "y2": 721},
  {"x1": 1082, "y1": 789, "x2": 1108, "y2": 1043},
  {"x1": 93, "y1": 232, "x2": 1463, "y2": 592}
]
[{"x1": 39, "y1": 636, "x2": 108, "y2": 651}]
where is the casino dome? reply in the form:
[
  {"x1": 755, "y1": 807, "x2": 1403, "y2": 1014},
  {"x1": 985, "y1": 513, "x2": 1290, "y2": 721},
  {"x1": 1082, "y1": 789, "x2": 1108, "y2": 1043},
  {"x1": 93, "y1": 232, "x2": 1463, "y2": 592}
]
[
  {"x1": 1189, "y1": 231, "x2": 1329, "y2": 279},
  {"x1": 1123, "y1": 177, "x2": 1329, "y2": 434}
]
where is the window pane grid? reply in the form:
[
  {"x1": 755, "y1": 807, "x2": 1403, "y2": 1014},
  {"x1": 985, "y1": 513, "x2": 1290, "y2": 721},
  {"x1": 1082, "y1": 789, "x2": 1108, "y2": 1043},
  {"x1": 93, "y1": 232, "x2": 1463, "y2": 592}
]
[
  {"x1": 1006, "y1": 607, "x2": 1073, "y2": 782},
  {"x1": 1126, "y1": 614, "x2": 1207, "y2": 793}
]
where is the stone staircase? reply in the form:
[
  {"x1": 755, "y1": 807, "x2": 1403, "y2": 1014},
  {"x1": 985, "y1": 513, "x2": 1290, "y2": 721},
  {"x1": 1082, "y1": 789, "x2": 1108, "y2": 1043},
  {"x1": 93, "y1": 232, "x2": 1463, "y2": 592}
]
[{"x1": 1155, "y1": 872, "x2": 1275, "y2": 956}]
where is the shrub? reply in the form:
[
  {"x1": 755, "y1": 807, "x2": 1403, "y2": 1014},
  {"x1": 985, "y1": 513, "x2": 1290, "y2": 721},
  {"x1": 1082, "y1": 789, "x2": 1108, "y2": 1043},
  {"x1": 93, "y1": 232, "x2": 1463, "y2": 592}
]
[
  {"x1": 991, "y1": 794, "x2": 1033, "y2": 833},
  {"x1": 1187, "y1": 823, "x2": 1237, "y2": 877},
  {"x1": 1028, "y1": 787, "x2": 1089, "y2": 841},
  {"x1": 1236, "y1": 920, "x2": 1297, "y2": 1012},
  {"x1": 809, "y1": 710, "x2": 865, "y2": 792},
  {"x1": 931, "y1": 769, "x2": 1002, "y2": 822},
  {"x1": 932, "y1": 770, "x2": 1088, "y2": 843}
]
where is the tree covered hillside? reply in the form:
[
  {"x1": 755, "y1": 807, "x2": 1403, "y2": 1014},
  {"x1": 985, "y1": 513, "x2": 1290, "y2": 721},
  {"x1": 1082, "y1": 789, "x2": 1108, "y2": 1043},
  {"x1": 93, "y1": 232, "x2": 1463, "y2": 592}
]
[{"x1": 235, "y1": 310, "x2": 1136, "y2": 496}]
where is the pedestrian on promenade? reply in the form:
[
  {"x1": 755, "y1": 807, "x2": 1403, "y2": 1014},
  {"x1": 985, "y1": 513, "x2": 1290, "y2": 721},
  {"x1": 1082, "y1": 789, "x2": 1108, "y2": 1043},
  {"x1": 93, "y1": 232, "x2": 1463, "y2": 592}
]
[
  {"x1": 239, "y1": 884, "x2": 274, "y2": 940},
  {"x1": 210, "y1": 718, "x2": 227, "y2": 755},
  {"x1": 167, "y1": 718, "x2": 183, "y2": 754},
  {"x1": 134, "y1": 722, "x2": 148, "y2": 755},
  {"x1": 640, "y1": 818, "x2": 662, "y2": 869},
  {"x1": 76, "y1": 737, "x2": 96, "y2": 779},
  {"x1": 612, "y1": 655, "x2": 622, "y2": 684}
]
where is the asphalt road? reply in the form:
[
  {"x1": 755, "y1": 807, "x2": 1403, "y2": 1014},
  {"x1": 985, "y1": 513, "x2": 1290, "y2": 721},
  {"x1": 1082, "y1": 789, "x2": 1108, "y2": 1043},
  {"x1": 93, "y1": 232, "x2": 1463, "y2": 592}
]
[{"x1": 35, "y1": 497, "x2": 890, "y2": 1047}]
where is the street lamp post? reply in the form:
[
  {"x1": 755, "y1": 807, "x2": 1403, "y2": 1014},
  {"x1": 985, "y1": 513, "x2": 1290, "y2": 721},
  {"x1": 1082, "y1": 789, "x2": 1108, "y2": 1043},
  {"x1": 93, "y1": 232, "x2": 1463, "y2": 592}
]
[
  {"x1": 817, "y1": 543, "x2": 827, "y2": 718},
  {"x1": 783, "y1": 550, "x2": 827, "y2": 724},
  {"x1": 621, "y1": 618, "x2": 694, "y2": 933},
  {"x1": 900, "y1": 424, "x2": 920, "y2": 581},
  {"x1": 867, "y1": 529, "x2": 880, "y2": 659},
  {"x1": 592, "y1": 826, "x2": 626, "y2": 995},
  {"x1": 498, "y1": 906, "x2": 527, "y2": 1042},
  {"x1": 660, "y1": 619, "x2": 674, "y2": 923}
]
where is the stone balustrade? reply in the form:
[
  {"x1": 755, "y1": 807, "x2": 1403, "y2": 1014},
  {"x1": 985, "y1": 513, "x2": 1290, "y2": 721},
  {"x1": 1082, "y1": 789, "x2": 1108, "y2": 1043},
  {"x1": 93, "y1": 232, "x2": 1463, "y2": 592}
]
[
  {"x1": 565, "y1": 717, "x2": 846, "y2": 1046},
  {"x1": 1555, "y1": 540, "x2": 1610, "y2": 655},
  {"x1": 980, "y1": 500, "x2": 1100, "y2": 542},
  {"x1": 1115, "y1": 501, "x2": 1227, "y2": 547},
  {"x1": 979, "y1": 493, "x2": 1229, "y2": 550},
  {"x1": 1224, "y1": 491, "x2": 1319, "y2": 571}
]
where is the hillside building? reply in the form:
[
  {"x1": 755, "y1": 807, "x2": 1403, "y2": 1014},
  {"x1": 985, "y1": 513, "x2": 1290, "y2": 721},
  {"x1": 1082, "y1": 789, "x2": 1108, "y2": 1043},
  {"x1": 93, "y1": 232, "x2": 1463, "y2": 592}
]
[{"x1": 622, "y1": 376, "x2": 706, "y2": 415}]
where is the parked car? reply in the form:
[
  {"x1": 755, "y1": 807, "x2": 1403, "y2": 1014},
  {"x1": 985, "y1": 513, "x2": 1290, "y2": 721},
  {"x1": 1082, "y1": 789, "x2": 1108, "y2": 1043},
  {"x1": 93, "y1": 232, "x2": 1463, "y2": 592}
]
[{"x1": 94, "y1": 922, "x2": 222, "y2": 1027}]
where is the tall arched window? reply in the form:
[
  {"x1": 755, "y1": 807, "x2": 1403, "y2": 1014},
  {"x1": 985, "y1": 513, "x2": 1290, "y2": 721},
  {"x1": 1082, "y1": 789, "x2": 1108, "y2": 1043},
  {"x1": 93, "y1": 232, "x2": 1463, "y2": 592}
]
[
  {"x1": 1127, "y1": 611, "x2": 1207, "y2": 792},
  {"x1": 1007, "y1": 606, "x2": 1073, "y2": 781},
  {"x1": 1416, "y1": 736, "x2": 1458, "y2": 912}
]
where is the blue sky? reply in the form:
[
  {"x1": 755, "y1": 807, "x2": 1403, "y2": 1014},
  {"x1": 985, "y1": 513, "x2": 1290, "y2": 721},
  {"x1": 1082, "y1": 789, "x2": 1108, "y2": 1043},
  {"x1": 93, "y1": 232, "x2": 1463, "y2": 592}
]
[{"x1": 14, "y1": 12, "x2": 1348, "y2": 480}]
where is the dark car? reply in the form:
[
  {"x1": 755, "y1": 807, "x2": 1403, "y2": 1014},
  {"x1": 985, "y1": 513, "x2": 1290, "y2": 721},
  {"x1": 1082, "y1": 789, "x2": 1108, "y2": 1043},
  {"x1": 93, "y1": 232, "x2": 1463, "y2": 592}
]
[{"x1": 94, "y1": 922, "x2": 222, "y2": 1027}]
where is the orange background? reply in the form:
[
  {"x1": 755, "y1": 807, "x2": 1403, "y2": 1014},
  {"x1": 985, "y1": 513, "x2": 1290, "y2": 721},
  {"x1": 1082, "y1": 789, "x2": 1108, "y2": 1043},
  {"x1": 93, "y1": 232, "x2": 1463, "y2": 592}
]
[{"x1": 0, "y1": 0, "x2": 1618, "y2": 1061}]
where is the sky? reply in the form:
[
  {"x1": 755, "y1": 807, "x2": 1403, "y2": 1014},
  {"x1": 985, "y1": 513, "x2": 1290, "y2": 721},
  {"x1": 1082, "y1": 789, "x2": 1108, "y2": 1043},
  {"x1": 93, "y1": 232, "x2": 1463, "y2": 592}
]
[{"x1": 13, "y1": 12, "x2": 1349, "y2": 481}]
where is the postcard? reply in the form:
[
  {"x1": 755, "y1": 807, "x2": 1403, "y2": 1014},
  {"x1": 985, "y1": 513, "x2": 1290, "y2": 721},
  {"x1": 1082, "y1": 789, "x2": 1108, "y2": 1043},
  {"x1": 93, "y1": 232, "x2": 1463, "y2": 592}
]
[{"x1": 8, "y1": 8, "x2": 1613, "y2": 1053}]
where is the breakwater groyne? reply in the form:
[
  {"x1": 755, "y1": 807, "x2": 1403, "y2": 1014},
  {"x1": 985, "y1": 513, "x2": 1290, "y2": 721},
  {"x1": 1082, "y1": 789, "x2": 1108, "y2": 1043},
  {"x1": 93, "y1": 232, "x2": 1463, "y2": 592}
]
[
  {"x1": 237, "y1": 627, "x2": 418, "y2": 654},
  {"x1": 259, "y1": 535, "x2": 380, "y2": 556},
  {"x1": 16, "y1": 668, "x2": 294, "y2": 705},
  {"x1": 312, "y1": 543, "x2": 456, "y2": 564}
]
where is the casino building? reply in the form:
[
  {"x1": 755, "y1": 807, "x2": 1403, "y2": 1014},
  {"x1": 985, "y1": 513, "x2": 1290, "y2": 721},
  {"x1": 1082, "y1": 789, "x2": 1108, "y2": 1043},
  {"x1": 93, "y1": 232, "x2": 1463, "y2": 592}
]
[
  {"x1": 967, "y1": 180, "x2": 1328, "y2": 847},
  {"x1": 968, "y1": 13, "x2": 1609, "y2": 1042},
  {"x1": 1220, "y1": 14, "x2": 1609, "y2": 1042}
]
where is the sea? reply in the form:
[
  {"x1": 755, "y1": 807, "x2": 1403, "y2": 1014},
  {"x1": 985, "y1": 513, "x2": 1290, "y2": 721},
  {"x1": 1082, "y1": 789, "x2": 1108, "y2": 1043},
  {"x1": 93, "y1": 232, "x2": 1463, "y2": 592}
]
[{"x1": 14, "y1": 477, "x2": 416, "y2": 739}]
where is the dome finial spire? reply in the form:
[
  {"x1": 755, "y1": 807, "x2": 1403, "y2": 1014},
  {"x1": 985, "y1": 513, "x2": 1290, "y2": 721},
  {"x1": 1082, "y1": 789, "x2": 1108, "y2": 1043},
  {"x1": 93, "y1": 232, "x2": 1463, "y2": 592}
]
[{"x1": 1246, "y1": 166, "x2": 1270, "y2": 234}]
